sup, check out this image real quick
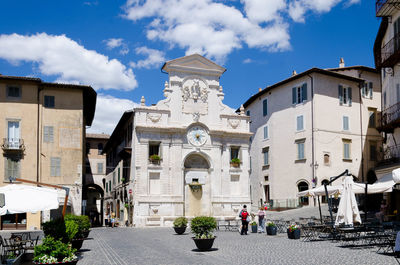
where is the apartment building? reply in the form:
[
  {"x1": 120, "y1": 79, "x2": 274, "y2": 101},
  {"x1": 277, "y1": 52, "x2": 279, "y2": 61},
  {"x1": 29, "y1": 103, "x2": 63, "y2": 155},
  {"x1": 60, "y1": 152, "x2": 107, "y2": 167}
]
[
  {"x1": 83, "y1": 133, "x2": 109, "y2": 226},
  {"x1": 374, "y1": 0, "x2": 400, "y2": 212},
  {"x1": 243, "y1": 63, "x2": 382, "y2": 210},
  {"x1": 0, "y1": 75, "x2": 96, "y2": 230},
  {"x1": 103, "y1": 111, "x2": 133, "y2": 226}
]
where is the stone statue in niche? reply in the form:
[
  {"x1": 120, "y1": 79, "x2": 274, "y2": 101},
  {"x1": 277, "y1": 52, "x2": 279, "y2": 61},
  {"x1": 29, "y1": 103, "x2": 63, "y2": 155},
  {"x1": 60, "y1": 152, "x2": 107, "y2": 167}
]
[
  {"x1": 182, "y1": 86, "x2": 190, "y2": 101},
  {"x1": 191, "y1": 80, "x2": 201, "y2": 100}
]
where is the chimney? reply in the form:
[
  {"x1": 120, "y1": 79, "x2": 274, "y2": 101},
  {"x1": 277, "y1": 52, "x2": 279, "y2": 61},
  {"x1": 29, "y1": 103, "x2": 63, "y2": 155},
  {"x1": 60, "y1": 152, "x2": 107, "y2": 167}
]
[
  {"x1": 258, "y1": 88, "x2": 262, "y2": 92},
  {"x1": 292, "y1": 70, "x2": 297, "y2": 76},
  {"x1": 339, "y1": 58, "x2": 345, "y2": 68}
]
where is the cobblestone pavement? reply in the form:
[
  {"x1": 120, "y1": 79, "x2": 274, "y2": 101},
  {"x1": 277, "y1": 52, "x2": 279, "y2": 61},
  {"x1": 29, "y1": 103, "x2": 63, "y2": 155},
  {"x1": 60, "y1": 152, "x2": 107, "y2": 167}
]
[{"x1": 78, "y1": 227, "x2": 398, "y2": 265}]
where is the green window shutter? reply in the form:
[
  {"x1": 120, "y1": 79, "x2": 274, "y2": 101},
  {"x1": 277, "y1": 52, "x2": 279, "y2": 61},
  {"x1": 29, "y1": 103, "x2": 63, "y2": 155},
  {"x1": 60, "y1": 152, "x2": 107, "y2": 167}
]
[
  {"x1": 338, "y1": 85, "x2": 343, "y2": 105},
  {"x1": 348, "y1": 87, "x2": 352, "y2": 106},
  {"x1": 263, "y1": 99, "x2": 268, "y2": 116},
  {"x1": 302, "y1": 83, "x2": 307, "y2": 102},
  {"x1": 343, "y1": 116, "x2": 349, "y2": 130},
  {"x1": 369, "y1": 82, "x2": 373, "y2": 99},
  {"x1": 118, "y1": 168, "x2": 120, "y2": 183},
  {"x1": 292, "y1": 87, "x2": 296, "y2": 104}
]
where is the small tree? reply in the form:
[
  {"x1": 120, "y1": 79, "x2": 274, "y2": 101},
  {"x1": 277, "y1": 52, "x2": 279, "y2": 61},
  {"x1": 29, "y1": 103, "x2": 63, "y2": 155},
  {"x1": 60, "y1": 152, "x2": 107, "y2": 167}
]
[{"x1": 190, "y1": 216, "x2": 217, "y2": 239}]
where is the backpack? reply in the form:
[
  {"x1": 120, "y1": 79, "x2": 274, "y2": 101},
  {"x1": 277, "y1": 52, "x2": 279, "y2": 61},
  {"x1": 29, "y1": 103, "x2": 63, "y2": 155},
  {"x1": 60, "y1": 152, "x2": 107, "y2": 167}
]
[{"x1": 241, "y1": 211, "x2": 249, "y2": 220}]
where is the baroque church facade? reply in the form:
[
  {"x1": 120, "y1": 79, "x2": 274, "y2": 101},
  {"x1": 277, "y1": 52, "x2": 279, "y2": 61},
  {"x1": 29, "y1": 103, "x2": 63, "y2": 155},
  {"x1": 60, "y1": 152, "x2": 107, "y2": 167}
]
[{"x1": 130, "y1": 54, "x2": 251, "y2": 227}]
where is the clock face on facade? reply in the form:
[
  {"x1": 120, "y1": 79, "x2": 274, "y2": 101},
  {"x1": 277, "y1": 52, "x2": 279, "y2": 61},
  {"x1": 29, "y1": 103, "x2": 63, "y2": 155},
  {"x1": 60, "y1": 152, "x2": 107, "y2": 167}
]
[{"x1": 187, "y1": 126, "x2": 207, "y2": 146}]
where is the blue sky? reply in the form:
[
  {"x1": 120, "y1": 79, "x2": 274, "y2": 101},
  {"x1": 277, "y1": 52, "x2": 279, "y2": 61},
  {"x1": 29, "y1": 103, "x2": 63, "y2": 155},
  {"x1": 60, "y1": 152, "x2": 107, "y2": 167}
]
[{"x1": 0, "y1": 0, "x2": 380, "y2": 134}]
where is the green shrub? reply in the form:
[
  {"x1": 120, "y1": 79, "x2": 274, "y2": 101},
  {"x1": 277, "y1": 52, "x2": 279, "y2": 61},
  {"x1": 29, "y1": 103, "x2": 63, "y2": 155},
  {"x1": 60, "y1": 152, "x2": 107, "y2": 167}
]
[
  {"x1": 64, "y1": 214, "x2": 90, "y2": 239},
  {"x1": 34, "y1": 237, "x2": 76, "y2": 263},
  {"x1": 250, "y1": 221, "x2": 257, "y2": 226},
  {"x1": 190, "y1": 216, "x2": 216, "y2": 239},
  {"x1": 42, "y1": 219, "x2": 68, "y2": 243},
  {"x1": 65, "y1": 220, "x2": 79, "y2": 241},
  {"x1": 173, "y1": 217, "x2": 188, "y2": 227},
  {"x1": 230, "y1": 158, "x2": 241, "y2": 164},
  {"x1": 267, "y1": 222, "x2": 276, "y2": 227},
  {"x1": 149, "y1": 154, "x2": 161, "y2": 161}
]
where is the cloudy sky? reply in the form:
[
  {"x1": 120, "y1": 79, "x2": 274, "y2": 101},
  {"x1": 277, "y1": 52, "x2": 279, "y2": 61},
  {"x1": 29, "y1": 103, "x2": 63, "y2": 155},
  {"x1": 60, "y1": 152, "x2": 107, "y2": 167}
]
[{"x1": 0, "y1": 0, "x2": 379, "y2": 134}]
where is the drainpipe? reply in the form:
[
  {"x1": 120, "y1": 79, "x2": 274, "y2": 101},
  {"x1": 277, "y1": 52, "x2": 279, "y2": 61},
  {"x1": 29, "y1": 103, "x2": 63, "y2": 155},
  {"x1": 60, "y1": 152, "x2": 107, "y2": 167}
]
[
  {"x1": 307, "y1": 74, "x2": 315, "y2": 192},
  {"x1": 37, "y1": 86, "x2": 42, "y2": 183},
  {"x1": 358, "y1": 72, "x2": 364, "y2": 183}
]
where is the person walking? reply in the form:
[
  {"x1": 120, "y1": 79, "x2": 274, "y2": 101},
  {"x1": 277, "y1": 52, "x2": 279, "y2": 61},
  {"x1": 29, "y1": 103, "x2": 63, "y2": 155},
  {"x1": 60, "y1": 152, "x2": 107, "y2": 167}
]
[
  {"x1": 111, "y1": 212, "x2": 116, "y2": 228},
  {"x1": 258, "y1": 207, "x2": 266, "y2": 233},
  {"x1": 239, "y1": 205, "x2": 250, "y2": 235}
]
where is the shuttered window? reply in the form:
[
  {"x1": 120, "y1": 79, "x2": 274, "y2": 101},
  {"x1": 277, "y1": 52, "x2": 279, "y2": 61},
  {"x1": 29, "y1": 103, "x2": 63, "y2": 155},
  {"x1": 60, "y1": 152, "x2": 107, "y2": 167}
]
[
  {"x1": 263, "y1": 126, "x2": 268, "y2": 139},
  {"x1": 292, "y1": 83, "x2": 307, "y2": 105},
  {"x1": 7, "y1": 86, "x2": 21, "y2": 98},
  {"x1": 296, "y1": 115, "x2": 304, "y2": 131},
  {"x1": 343, "y1": 140, "x2": 351, "y2": 160},
  {"x1": 368, "y1": 82, "x2": 373, "y2": 99},
  {"x1": 343, "y1": 116, "x2": 349, "y2": 131},
  {"x1": 262, "y1": 147, "x2": 269, "y2": 166},
  {"x1": 296, "y1": 139, "x2": 305, "y2": 160},
  {"x1": 262, "y1": 99, "x2": 268, "y2": 116},
  {"x1": 50, "y1": 157, "x2": 61, "y2": 177},
  {"x1": 97, "y1": 163, "x2": 103, "y2": 174},
  {"x1": 43, "y1": 126, "x2": 54, "y2": 143},
  {"x1": 5, "y1": 156, "x2": 20, "y2": 181},
  {"x1": 338, "y1": 85, "x2": 352, "y2": 106}
]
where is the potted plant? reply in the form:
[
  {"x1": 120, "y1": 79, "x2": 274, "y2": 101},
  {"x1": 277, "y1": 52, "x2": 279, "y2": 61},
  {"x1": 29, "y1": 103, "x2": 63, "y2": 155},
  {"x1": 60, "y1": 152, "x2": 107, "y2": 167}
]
[
  {"x1": 5, "y1": 252, "x2": 23, "y2": 265},
  {"x1": 287, "y1": 224, "x2": 300, "y2": 239},
  {"x1": 33, "y1": 237, "x2": 77, "y2": 265},
  {"x1": 266, "y1": 222, "x2": 277, "y2": 235},
  {"x1": 230, "y1": 158, "x2": 241, "y2": 167},
  {"x1": 250, "y1": 221, "x2": 258, "y2": 233},
  {"x1": 42, "y1": 218, "x2": 69, "y2": 243},
  {"x1": 65, "y1": 215, "x2": 91, "y2": 250},
  {"x1": 173, "y1": 217, "x2": 188, "y2": 235},
  {"x1": 149, "y1": 154, "x2": 161, "y2": 164},
  {"x1": 191, "y1": 216, "x2": 217, "y2": 251}
]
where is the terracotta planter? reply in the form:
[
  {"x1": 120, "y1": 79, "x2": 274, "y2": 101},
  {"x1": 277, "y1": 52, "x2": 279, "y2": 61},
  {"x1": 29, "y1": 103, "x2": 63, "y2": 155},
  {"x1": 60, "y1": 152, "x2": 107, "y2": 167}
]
[
  {"x1": 33, "y1": 259, "x2": 78, "y2": 265},
  {"x1": 192, "y1": 237, "x2": 216, "y2": 251},
  {"x1": 71, "y1": 239, "x2": 85, "y2": 250},
  {"x1": 173, "y1": 226, "x2": 186, "y2": 235},
  {"x1": 266, "y1": 226, "x2": 277, "y2": 235},
  {"x1": 287, "y1": 229, "x2": 301, "y2": 239}
]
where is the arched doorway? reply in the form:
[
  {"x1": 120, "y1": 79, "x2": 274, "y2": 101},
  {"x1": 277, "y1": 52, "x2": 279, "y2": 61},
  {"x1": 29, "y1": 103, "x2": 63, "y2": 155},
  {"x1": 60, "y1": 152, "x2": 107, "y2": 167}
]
[
  {"x1": 83, "y1": 184, "x2": 104, "y2": 227},
  {"x1": 298, "y1": 181, "x2": 309, "y2": 206},
  {"x1": 184, "y1": 153, "x2": 210, "y2": 217}
]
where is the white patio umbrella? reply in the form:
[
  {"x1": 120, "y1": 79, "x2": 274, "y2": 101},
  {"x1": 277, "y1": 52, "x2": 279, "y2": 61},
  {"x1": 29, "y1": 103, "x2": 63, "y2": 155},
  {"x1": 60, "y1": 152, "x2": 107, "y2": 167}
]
[
  {"x1": 297, "y1": 185, "x2": 342, "y2": 197},
  {"x1": 335, "y1": 175, "x2": 361, "y2": 226},
  {"x1": 0, "y1": 184, "x2": 60, "y2": 215}
]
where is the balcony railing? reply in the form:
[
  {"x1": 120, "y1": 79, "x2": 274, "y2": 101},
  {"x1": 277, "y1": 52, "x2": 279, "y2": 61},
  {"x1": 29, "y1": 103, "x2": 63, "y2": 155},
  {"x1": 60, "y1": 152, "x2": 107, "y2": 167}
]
[
  {"x1": 377, "y1": 101, "x2": 400, "y2": 132},
  {"x1": 1, "y1": 138, "x2": 25, "y2": 151},
  {"x1": 378, "y1": 33, "x2": 400, "y2": 68},
  {"x1": 377, "y1": 144, "x2": 400, "y2": 166},
  {"x1": 376, "y1": 0, "x2": 400, "y2": 17}
]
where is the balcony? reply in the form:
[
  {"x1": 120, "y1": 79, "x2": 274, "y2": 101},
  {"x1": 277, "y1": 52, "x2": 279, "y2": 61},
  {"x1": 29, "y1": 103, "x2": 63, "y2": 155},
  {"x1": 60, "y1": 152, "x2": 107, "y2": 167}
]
[
  {"x1": 1, "y1": 138, "x2": 25, "y2": 152},
  {"x1": 377, "y1": 144, "x2": 400, "y2": 166},
  {"x1": 377, "y1": 33, "x2": 400, "y2": 68},
  {"x1": 376, "y1": 0, "x2": 400, "y2": 17},
  {"x1": 377, "y1": 102, "x2": 400, "y2": 133}
]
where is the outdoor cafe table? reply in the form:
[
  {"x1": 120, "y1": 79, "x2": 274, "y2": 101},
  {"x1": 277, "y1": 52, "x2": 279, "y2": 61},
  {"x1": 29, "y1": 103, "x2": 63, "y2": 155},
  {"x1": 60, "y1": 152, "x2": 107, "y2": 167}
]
[{"x1": 302, "y1": 224, "x2": 327, "y2": 242}]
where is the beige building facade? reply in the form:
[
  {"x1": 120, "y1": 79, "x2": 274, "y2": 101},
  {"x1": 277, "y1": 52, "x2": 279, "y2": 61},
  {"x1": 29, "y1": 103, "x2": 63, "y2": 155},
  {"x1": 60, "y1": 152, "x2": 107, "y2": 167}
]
[
  {"x1": 243, "y1": 64, "x2": 382, "y2": 210},
  {"x1": 0, "y1": 75, "x2": 96, "y2": 230}
]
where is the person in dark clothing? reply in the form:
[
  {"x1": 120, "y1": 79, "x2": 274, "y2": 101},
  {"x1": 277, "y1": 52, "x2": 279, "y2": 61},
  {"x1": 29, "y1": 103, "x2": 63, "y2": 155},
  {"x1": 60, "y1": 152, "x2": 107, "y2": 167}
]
[{"x1": 239, "y1": 205, "x2": 249, "y2": 235}]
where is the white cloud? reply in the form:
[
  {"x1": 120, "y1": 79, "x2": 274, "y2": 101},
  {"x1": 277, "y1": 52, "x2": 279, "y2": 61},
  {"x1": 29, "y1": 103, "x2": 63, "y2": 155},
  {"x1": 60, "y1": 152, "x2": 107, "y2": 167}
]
[
  {"x1": 104, "y1": 38, "x2": 130, "y2": 55},
  {"x1": 123, "y1": 0, "x2": 357, "y2": 61},
  {"x1": 243, "y1": 58, "x2": 252, "y2": 64},
  {"x1": 0, "y1": 33, "x2": 137, "y2": 90},
  {"x1": 87, "y1": 94, "x2": 139, "y2": 134},
  {"x1": 129, "y1": 46, "x2": 166, "y2": 69}
]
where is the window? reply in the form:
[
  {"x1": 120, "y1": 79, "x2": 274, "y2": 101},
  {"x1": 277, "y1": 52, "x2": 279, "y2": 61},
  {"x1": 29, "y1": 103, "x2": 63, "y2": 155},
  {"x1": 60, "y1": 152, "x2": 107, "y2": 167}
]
[
  {"x1": 109, "y1": 180, "x2": 111, "y2": 191},
  {"x1": 246, "y1": 110, "x2": 250, "y2": 116},
  {"x1": 105, "y1": 182, "x2": 108, "y2": 193},
  {"x1": 383, "y1": 91, "x2": 387, "y2": 109},
  {"x1": 338, "y1": 85, "x2": 352, "y2": 106},
  {"x1": 149, "y1": 142, "x2": 160, "y2": 157},
  {"x1": 264, "y1": 176, "x2": 269, "y2": 181},
  {"x1": 368, "y1": 109, "x2": 376, "y2": 128},
  {"x1": 362, "y1": 82, "x2": 373, "y2": 99},
  {"x1": 50, "y1": 157, "x2": 61, "y2": 177},
  {"x1": 44, "y1": 95, "x2": 55, "y2": 108},
  {"x1": 323, "y1": 153, "x2": 330, "y2": 166},
  {"x1": 292, "y1": 83, "x2": 307, "y2": 104},
  {"x1": 263, "y1": 126, "x2": 269, "y2": 139},
  {"x1": 368, "y1": 82, "x2": 373, "y2": 99},
  {"x1": 98, "y1": 143, "x2": 103, "y2": 155},
  {"x1": 43, "y1": 126, "x2": 54, "y2": 143},
  {"x1": 97, "y1": 163, "x2": 103, "y2": 174},
  {"x1": 149, "y1": 172, "x2": 160, "y2": 195},
  {"x1": 118, "y1": 168, "x2": 120, "y2": 183},
  {"x1": 230, "y1": 147, "x2": 240, "y2": 160},
  {"x1": 296, "y1": 115, "x2": 304, "y2": 131},
  {"x1": 5, "y1": 156, "x2": 20, "y2": 181},
  {"x1": 7, "y1": 86, "x2": 21, "y2": 98},
  {"x1": 262, "y1": 147, "x2": 269, "y2": 166},
  {"x1": 343, "y1": 116, "x2": 349, "y2": 131},
  {"x1": 113, "y1": 172, "x2": 116, "y2": 185},
  {"x1": 7, "y1": 121, "x2": 20, "y2": 148},
  {"x1": 262, "y1": 99, "x2": 268, "y2": 116},
  {"x1": 296, "y1": 139, "x2": 305, "y2": 160},
  {"x1": 343, "y1": 139, "x2": 351, "y2": 160},
  {"x1": 370, "y1": 142, "x2": 377, "y2": 161}
]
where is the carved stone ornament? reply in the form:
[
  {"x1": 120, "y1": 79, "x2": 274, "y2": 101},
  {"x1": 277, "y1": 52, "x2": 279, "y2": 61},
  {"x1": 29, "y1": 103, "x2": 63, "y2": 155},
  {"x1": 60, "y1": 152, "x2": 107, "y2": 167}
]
[
  {"x1": 147, "y1": 113, "x2": 162, "y2": 123},
  {"x1": 192, "y1": 112, "x2": 200, "y2": 122},
  {"x1": 182, "y1": 79, "x2": 208, "y2": 103},
  {"x1": 228, "y1": 119, "x2": 240, "y2": 129}
]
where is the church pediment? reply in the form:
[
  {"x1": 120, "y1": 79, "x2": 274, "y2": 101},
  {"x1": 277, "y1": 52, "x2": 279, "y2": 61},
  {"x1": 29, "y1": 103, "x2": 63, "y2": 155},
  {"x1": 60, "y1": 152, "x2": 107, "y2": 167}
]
[{"x1": 162, "y1": 54, "x2": 226, "y2": 77}]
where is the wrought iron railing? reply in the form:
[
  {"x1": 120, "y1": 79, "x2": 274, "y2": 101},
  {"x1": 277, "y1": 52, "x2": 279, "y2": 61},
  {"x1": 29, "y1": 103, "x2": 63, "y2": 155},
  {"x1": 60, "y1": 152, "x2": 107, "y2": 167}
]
[
  {"x1": 1, "y1": 138, "x2": 24, "y2": 151},
  {"x1": 377, "y1": 144, "x2": 400, "y2": 165},
  {"x1": 376, "y1": 0, "x2": 387, "y2": 15},
  {"x1": 380, "y1": 32, "x2": 400, "y2": 66},
  {"x1": 377, "y1": 101, "x2": 400, "y2": 129}
]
